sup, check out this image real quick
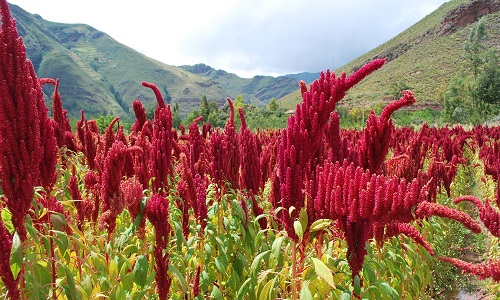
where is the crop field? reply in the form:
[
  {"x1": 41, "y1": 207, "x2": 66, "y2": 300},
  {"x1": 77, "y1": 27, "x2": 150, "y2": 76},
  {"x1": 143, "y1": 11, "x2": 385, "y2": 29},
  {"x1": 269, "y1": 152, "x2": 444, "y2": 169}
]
[{"x1": 1, "y1": 1, "x2": 500, "y2": 299}]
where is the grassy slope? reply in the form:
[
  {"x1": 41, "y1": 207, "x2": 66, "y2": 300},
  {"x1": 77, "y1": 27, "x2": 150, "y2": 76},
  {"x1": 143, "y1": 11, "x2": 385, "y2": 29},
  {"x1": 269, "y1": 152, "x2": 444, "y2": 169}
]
[
  {"x1": 40, "y1": 21, "x2": 231, "y2": 118},
  {"x1": 279, "y1": 0, "x2": 499, "y2": 110}
]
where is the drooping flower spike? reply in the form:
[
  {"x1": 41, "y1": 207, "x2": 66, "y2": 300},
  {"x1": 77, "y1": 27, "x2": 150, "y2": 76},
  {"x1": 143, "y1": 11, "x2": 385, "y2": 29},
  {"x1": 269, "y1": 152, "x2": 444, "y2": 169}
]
[{"x1": 143, "y1": 81, "x2": 175, "y2": 194}]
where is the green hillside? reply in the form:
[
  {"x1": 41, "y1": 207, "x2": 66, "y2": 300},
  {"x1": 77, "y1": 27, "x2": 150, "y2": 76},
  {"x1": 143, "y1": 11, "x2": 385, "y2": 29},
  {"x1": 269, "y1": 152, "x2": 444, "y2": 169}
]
[
  {"x1": 279, "y1": 0, "x2": 500, "y2": 111},
  {"x1": 8, "y1": 3, "x2": 301, "y2": 119}
]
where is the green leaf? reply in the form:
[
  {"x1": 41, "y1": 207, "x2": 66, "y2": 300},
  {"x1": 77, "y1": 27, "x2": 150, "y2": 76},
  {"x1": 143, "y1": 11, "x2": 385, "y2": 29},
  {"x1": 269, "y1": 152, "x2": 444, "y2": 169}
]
[
  {"x1": 294, "y1": 220, "x2": 303, "y2": 240},
  {"x1": 340, "y1": 291, "x2": 351, "y2": 300},
  {"x1": 133, "y1": 254, "x2": 149, "y2": 287},
  {"x1": 258, "y1": 277, "x2": 276, "y2": 300},
  {"x1": 232, "y1": 199, "x2": 246, "y2": 222},
  {"x1": 364, "y1": 261, "x2": 377, "y2": 283},
  {"x1": 353, "y1": 275, "x2": 361, "y2": 297},
  {"x1": 125, "y1": 212, "x2": 143, "y2": 235},
  {"x1": 168, "y1": 264, "x2": 188, "y2": 292},
  {"x1": 215, "y1": 255, "x2": 228, "y2": 275},
  {"x1": 237, "y1": 278, "x2": 252, "y2": 300},
  {"x1": 299, "y1": 207, "x2": 308, "y2": 232},
  {"x1": 10, "y1": 231, "x2": 22, "y2": 280},
  {"x1": 270, "y1": 236, "x2": 284, "y2": 262},
  {"x1": 233, "y1": 254, "x2": 244, "y2": 278},
  {"x1": 378, "y1": 282, "x2": 399, "y2": 299},
  {"x1": 299, "y1": 284, "x2": 313, "y2": 300},
  {"x1": 1, "y1": 208, "x2": 13, "y2": 233},
  {"x1": 311, "y1": 257, "x2": 335, "y2": 288},
  {"x1": 50, "y1": 213, "x2": 66, "y2": 231},
  {"x1": 54, "y1": 231, "x2": 69, "y2": 256},
  {"x1": 310, "y1": 219, "x2": 332, "y2": 232},
  {"x1": 211, "y1": 286, "x2": 223, "y2": 300},
  {"x1": 62, "y1": 265, "x2": 78, "y2": 300},
  {"x1": 251, "y1": 250, "x2": 271, "y2": 277}
]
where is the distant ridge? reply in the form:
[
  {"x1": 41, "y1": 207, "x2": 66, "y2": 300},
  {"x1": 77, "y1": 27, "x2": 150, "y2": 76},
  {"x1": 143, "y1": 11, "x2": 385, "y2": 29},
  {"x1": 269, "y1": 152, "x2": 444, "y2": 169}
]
[{"x1": 283, "y1": 72, "x2": 321, "y2": 84}]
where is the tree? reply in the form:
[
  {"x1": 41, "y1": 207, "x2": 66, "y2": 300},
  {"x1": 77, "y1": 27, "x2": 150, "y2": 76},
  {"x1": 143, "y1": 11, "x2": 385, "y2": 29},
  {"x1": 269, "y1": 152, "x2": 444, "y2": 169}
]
[
  {"x1": 172, "y1": 102, "x2": 182, "y2": 128},
  {"x1": 269, "y1": 98, "x2": 278, "y2": 111},
  {"x1": 442, "y1": 17, "x2": 499, "y2": 125},
  {"x1": 200, "y1": 95, "x2": 210, "y2": 120},
  {"x1": 162, "y1": 86, "x2": 172, "y2": 104},
  {"x1": 442, "y1": 69, "x2": 474, "y2": 124},
  {"x1": 389, "y1": 81, "x2": 412, "y2": 99},
  {"x1": 475, "y1": 48, "x2": 500, "y2": 105},
  {"x1": 464, "y1": 17, "x2": 487, "y2": 77},
  {"x1": 234, "y1": 95, "x2": 244, "y2": 111}
]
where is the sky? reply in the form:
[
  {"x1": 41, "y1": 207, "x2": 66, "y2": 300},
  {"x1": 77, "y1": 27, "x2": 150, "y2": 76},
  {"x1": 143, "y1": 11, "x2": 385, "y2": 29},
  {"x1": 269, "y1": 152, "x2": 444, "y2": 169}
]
[{"x1": 8, "y1": 0, "x2": 449, "y2": 78}]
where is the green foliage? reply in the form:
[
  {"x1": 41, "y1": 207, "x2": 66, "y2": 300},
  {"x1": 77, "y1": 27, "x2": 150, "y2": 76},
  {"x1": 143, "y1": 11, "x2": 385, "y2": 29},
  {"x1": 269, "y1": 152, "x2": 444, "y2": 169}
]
[
  {"x1": 95, "y1": 114, "x2": 118, "y2": 133},
  {"x1": 392, "y1": 108, "x2": 441, "y2": 127},
  {"x1": 185, "y1": 95, "x2": 224, "y2": 127},
  {"x1": 172, "y1": 102, "x2": 182, "y2": 129},
  {"x1": 389, "y1": 81, "x2": 412, "y2": 99},
  {"x1": 441, "y1": 18, "x2": 500, "y2": 125},
  {"x1": 464, "y1": 17, "x2": 487, "y2": 77},
  {"x1": 475, "y1": 48, "x2": 500, "y2": 105},
  {"x1": 268, "y1": 98, "x2": 278, "y2": 111},
  {"x1": 242, "y1": 105, "x2": 289, "y2": 130}
]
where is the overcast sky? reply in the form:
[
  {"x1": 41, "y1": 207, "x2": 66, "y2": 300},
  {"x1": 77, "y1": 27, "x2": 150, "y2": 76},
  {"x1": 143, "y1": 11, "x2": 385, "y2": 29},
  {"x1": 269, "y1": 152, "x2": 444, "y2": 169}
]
[{"x1": 8, "y1": 0, "x2": 449, "y2": 78}]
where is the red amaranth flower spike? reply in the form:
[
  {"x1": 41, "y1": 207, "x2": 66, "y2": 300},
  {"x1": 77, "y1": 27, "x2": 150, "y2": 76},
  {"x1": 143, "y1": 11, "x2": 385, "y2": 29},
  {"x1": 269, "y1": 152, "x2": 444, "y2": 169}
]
[
  {"x1": 121, "y1": 177, "x2": 146, "y2": 238},
  {"x1": 310, "y1": 159, "x2": 429, "y2": 284},
  {"x1": 133, "y1": 121, "x2": 152, "y2": 189},
  {"x1": 271, "y1": 60, "x2": 386, "y2": 242},
  {"x1": 385, "y1": 222, "x2": 434, "y2": 255},
  {"x1": 131, "y1": 99, "x2": 147, "y2": 134},
  {"x1": 150, "y1": 104, "x2": 174, "y2": 193},
  {"x1": 145, "y1": 193, "x2": 172, "y2": 299},
  {"x1": 345, "y1": 59, "x2": 386, "y2": 91},
  {"x1": 455, "y1": 196, "x2": 500, "y2": 237},
  {"x1": 239, "y1": 107, "x2": 266, "y2": 228},
  {"x1": 44, "y1": 78, "x2": 74, "y2": 150},
  {"x1": 359, "y1": 91, "x2": 416, "y2": 174},
  {"x1": 99, "y1": 141, "x2": 142, "y2": 233},
  {"x1": 439, "y1": 257, "x2": 500, "y2": 282},
  {"x1": 222, "y1": 98, "x2": 240, "y2": 189},
  {"x1": 142, "y1": 81, "x2": 166, "y2": 109},
  {"x1": 193, "y1": 265, "x2": 201, "y2": 297},
  {"x1": 416, "y1": 201, "x2": 482, "y2": 233},
  {"x1": 0, "y1": 0, "x2": 57, "y2": 241},
  {"x1": 143, "y1": 82, "x2": 174, "y2": 194}
]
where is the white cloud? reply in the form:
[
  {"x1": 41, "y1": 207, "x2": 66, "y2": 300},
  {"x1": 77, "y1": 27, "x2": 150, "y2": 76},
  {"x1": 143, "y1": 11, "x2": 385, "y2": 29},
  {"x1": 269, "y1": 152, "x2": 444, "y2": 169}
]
[{"x1": 8, "y1": 0, "x2": 448, "y2": 77}]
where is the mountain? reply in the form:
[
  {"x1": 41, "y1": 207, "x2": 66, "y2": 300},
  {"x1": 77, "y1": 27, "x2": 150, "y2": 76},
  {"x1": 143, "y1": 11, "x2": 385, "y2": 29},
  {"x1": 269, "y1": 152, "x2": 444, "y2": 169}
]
[
  {"x1": 7, "y1": 3, "x2": 303, "y2": 119},
  {"x1": 179, "y1": 63, "x2": 301, "y2": 105},
  {"x1": 279, "y1": 0, "x2": 500, "y2": 110},
  {"x1": 283, "y1": 72, "x2": 321, "y2": 84}
]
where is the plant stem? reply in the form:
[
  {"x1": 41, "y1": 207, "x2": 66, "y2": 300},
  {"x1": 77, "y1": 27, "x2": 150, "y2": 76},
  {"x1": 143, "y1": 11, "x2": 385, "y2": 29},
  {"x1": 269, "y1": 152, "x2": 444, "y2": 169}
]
[
  {"x1": 50, "y1": 228, "x2": 57, "y2": 300},
  {"x1": 291, "y1": 240, "x2": 298, "y2": 300}
]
